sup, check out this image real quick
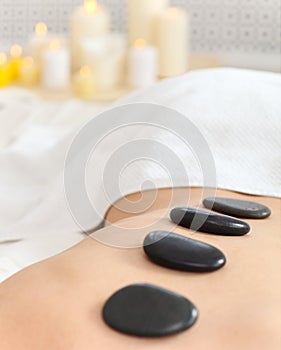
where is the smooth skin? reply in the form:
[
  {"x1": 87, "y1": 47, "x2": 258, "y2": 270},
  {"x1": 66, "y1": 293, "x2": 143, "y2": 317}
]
[{"x1": 0, "y1": 188, "x2": 280, "y2": 350}]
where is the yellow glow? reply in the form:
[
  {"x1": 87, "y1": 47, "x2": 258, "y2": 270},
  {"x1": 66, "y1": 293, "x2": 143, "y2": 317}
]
[
  {"x1": 35, "y1": 22, "x2": 48, "y2": 36},
  {"x1": 84, "y1": 0, "x2": 98, "y2": 14},
  {"x1": 80, "y1": 66, "x2": 91, "y2": 77},
  {"x1": 0, "y1": 52, "x2": 10, "y2": 86},
  {"x1": 0, "y1": 53, "x2": 8, "y2": 66},
  {"x1": 134, "y1": 38, "x2": 147, "y2": 49},
  {"x1": 49, "y1": 40, "x2": 61, "y2": 51},
  {"x1": 22, "y1": 56, "x2": 34, "y2": 69},
  {"x1": 10, "y1": 45, "x2": 23, "y2": 59},
  {"x1": 167, "y1": 7, "x2": 180, "y2": 17}
]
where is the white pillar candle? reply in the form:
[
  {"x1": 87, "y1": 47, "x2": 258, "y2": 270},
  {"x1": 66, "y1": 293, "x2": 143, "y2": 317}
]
[
  {"x1": 71, "y1": 0, "x2": 111, "y2": 69},
  {"x1": 41, "y1": 40, "x2": 70, "y2": 90},
  {"x1": 128, "y1": 0, "x2": 169, "y2": 46},
  {"x1": 80, "y1": 33, "x2": 126, "y2": 92},
  {"x1": 128, "y1": 39, "x2": 158, "y2": 89},
  {"x1": 156, "y1": 8, "x2": 189, "y2": 77},
  {"x1": 28, "y1": 22, "x2": 51, "y2": 66}
]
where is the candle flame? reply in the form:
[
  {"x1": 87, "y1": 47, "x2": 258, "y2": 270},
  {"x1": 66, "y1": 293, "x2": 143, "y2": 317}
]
[
  {"x1": 134, "y1": 38, "x2": 147, "y2": 49},
  {"x1": 35, "y1": 22, "x2": 48, "y2": 36},
  {"x1": 0, "y1": 53, "x2": 7, "y2": 66},
  {"x1": 22, "y1": 57, "x2": 34, "y2": 68},
  {"x1": 49, "y1": 40, "x2": 61, "y2": 51},
  {"x1": 10, "y1": 44, "x2": 22, "y2": 59},
  {"x1": 80, "y1": 66, "x2": 91, "y2": 77},
  {"x1": 84, "y1": 0, "x2": 98, "y2": 14}
]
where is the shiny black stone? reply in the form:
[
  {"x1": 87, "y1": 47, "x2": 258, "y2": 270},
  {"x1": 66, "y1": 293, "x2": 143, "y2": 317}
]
[
  {"x1": 170, "y1": 207, "x2": 250, "y2": 236},
  {"x1": 203, "y1": 197, "x2": 271, "y2": 219},
  {"x1": 144, "y1": 231, "x2": 226, "y2": 272},
  {"x1": 103, "y1": 283, "x2": 198, "y2": 337}
]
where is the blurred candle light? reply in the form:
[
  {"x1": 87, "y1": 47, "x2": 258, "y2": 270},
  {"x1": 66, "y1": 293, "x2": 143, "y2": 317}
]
[
  {"x1": 28, "y1": 22, "x2": 51, "y2": 66},
  {"x1": 73, "y1": 65, "x2": 96, "y2": 100},
  {"x1": 128, "y1": 38, "x2": 158, "y2": 89},
  {"x1": 71, "y1": 0, "x2": 111, "y2": 70},
  {"x1": 0, "y1": 53, "x2": 11, "y2": 87},
  {"x1": 36, "y1": 22, "x2": 48, "y2": 36},
  {"x1": 10, "y1": 45, "x2": 22, "y2": 59},
  {"x1": 50, "y1": 40, "x2": 60, "y2": 51},
  {"x1": 135, "y1": 38, "x2": 147, "y2": 49},
  {"x1": 9, "y1": 44, "x2": 23, "y2": 80},
  {"x1": 156, "y1": 7, "x2": 189, "y2": 77},
  {"x1": 41, "y1": 39, "x2": 70, "y2": 90},
  {"x1": 18, "y1": 56, "x2": 39, "y2": 86},
  {"x1": 84, "y1": 0, "x2": 98, "y2": 14},
  {"x1": 128, "y1": 0, "x2": 169, "y2": 46}
]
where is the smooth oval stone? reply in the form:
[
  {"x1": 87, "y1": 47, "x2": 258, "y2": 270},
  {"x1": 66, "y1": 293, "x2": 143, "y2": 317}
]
[
  {"x1": 103, "y1": 283, "x2": 198, "y2": 337},
  {"x1": 170, "y1": 207, "x2": 250, "y2": 236},
  {"x1": 144, "y1": 231, "x2": 226, "y2": 272},
  {"x1": 203, "y1": 197, "x2": 271, "y2": 219}
]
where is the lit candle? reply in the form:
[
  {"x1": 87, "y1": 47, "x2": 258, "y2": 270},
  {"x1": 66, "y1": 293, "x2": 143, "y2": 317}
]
[
  {"x1": 73, "y1": 65, "x2": 96, "y2": 100},
  {"x1": 71, "y1": 0, "x2": 111, "y2": 69},
  {"x1": 0, "y1": 53, "x2": 11, "y2": 87},
  {"x1": 128, "y1": 39, "x2": 158, "y2": 89},
  {"x1": 41, "y1": 40, "x2": 70, "y2": 90},
  {"x1": 18, "y1": 57, "x2": 39, "y2": 86},
  {"x1": 80, "y1": 33, "x2": 126, "y2": 92},
  {"x1": 156, "y1": 8, "x2": 189, "y2": 77},
  {"x1": 128, "y1": 0, "x2": 169, "y2": 46},
  {"x1": 28, "y1": 22, "x2": 51, "y2": 66},
  {"x1": 9, "y1": 45, "x2": 23, "y2": 80}
]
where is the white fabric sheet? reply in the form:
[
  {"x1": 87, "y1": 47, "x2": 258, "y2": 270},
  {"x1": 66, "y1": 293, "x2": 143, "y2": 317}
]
[{"x1": 0, "y1": 68, "x2": 280, "y2": 281}]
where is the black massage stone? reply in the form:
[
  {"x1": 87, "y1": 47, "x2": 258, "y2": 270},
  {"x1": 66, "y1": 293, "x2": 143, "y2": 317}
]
[
  {"x1": 170, "y1": 207, "x2": 250, "y2": 236},
  {"x1": 143, "y1": 231, "x2": 226, "y2": 272},
  {"x1": 102, "y1": 283, "x2": 198, "y2": 337},
  {"x1": 203, "y1": 197, "x2": 271, "y2": 219}
]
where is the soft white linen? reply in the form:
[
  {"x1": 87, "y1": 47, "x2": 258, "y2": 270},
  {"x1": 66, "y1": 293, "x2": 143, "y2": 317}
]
[
  {"x1": 0, "y1": 68, "x2": 280, "y2": 281},
  {"x1": 121, "y1": 68, "x2": 281, "y2": 197}
]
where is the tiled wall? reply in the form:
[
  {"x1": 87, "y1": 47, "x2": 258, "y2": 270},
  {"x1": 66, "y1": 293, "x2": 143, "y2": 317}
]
[{"x1": 0, "y1": 0, "x2": 280, "y2": 67}]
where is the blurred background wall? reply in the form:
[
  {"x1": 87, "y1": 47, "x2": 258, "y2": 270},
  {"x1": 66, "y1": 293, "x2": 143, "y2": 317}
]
[{"x1": 0, "y1": 0, "x2": 280, "y2": 71}]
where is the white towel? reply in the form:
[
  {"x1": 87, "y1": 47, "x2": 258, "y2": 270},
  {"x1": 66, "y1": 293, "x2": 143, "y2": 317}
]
[
  {"x1": 0, "y1": 68, "x2": 280, "y2": 245},
  {"x1": 120, "y1": 68, "x2": 281, "y2": 198}
]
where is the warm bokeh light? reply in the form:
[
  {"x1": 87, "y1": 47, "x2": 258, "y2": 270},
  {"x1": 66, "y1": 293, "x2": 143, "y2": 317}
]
[
  {"x1": 49, "y1": 40, "x2": 61, "y2": 51},
  {"x1": 84, "y1": 0, "x2": 98, "y2": 14},
  {"x1": 35, "y1": 22, "x2": 48, "y2": 36},
  {"x1": 80, "y1": 65, "x2": 91, "y2": 77},
  {"x1": 134, "y1": 38, "x2": 147, "y2": 49},
  {"x1": 167, "y1": 7, "x2": 180, "y2": 17},
  {"x1": 10, "y1": 45, "x2": 23, "y2": 59},
  {"x1": 22, "y1": 56, "x2": 34, "y2": 68},
  {"x1": 0, "y1": 53, "x2": 8, "y2": 66}
]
